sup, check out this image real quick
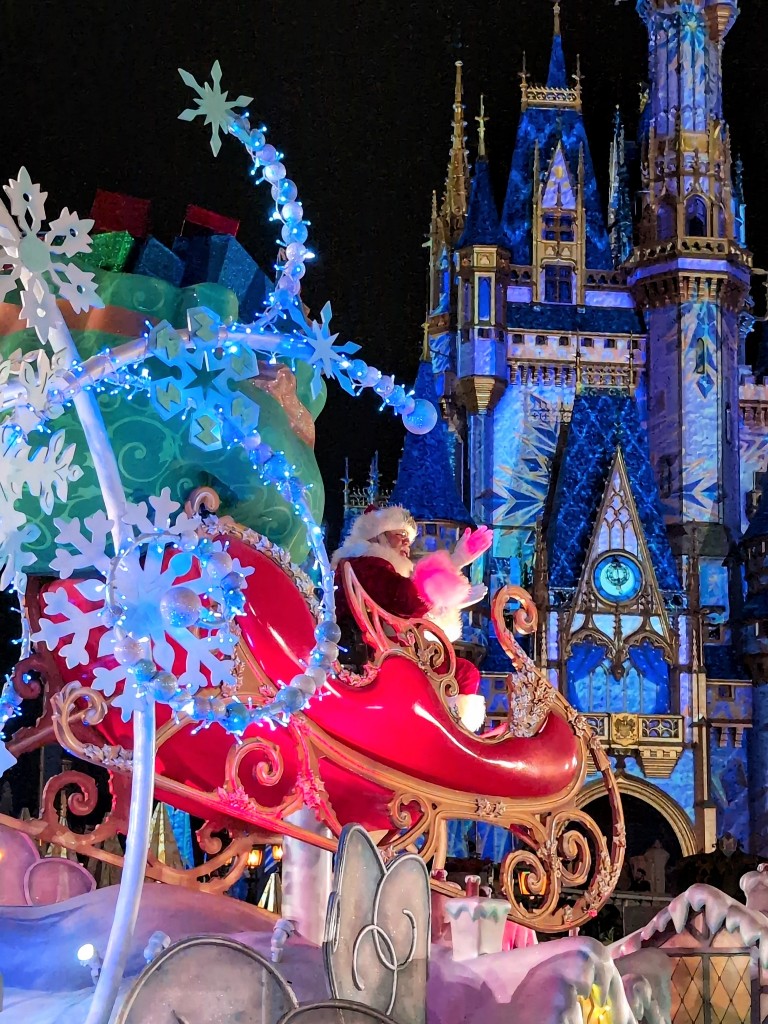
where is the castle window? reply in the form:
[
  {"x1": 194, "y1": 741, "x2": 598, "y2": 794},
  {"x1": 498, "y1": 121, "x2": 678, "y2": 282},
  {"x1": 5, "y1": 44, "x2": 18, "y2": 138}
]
[
  {"x1": 544, "y1": 265, "x2": 573, "y2": 304},
  {"x1": 559, "y1": 336, "x2": 570, "y2": 347},
  {"x1": 543, "y1": 212, "x2": 575, "y2": 243},
  {"x1": 695, "y1": 336, "x2": 706, "y2": 374},
  {"x1": 535, "y1": 334, "x2": 547, "y2": 346},
  {"x1": 512, "y1": 333, "x2": 524, "y2": 345},
  {"x1": 581, "y1": 337, "x2": 593, "y2": 347},
  {"x1": 657, "y1": 199, "x2": 675, "y2": 241},
  {"x1": 685, "y1": 195, "x2": 708, "y2": 237},
  {"x1": 477, "y1": 276, "x2": 492, "y2": 322},
  {"x1": 567, "y1": 640, "x2": 671, "y2": 715},
  {"x1": 604, "y1": 338, "x2": 616, "y2": 349},
  {"x1": 717, "y1": 205, "x2": 727, "y2": 238},
  {"x1": 462, "y1": 282, "x2": 470, "y2": 323},
  {"x1": 439, "y1": 247, "x2": 450, "y2": 297},
  {"x1": 659, "y1": 455, "x2": 674, "y2": 498}
]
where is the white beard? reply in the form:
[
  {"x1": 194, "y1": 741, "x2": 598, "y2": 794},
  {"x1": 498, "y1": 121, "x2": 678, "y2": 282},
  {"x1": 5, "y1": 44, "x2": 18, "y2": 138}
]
[{"x1": 331, "y1": 537, "x2": 414, "y2": 577}]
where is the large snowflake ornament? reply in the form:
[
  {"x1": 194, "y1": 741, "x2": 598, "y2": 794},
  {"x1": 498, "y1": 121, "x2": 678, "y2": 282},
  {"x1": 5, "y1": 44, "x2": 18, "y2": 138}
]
[
  {"x1": 178, "y1": 61, "x2": 252, "y2": 156},
  {"x1": 147, "y1": 308, "x2": 261, "y2": 451},
  {"x1": 0, "y1": 168, "x2": 103, "y2": 342},
  {"x1": 32, "y1": 489, "x2": 253, "y2": 720}
]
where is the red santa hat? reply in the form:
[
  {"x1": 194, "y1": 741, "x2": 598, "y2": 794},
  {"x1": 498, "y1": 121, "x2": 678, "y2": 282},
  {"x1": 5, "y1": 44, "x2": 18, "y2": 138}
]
[{"x1": 348, "y1": 504, "x2": 418, "y2": 544}]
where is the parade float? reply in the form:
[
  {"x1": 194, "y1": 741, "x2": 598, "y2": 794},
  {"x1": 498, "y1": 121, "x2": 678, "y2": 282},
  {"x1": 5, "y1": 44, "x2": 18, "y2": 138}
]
[{"x1": 0, "y1": 58, "x2": 749, "y2": 1024}]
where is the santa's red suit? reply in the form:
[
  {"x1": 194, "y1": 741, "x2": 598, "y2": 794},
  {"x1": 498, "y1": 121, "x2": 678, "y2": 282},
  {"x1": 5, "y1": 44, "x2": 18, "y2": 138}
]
[{"x1": 332, "y1": 506, "x2": 489, "y2": 708}]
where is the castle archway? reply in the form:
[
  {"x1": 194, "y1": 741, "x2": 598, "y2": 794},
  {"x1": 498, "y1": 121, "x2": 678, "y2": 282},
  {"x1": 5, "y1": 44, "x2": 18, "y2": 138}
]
[{"x1": 577, "y1": 774, "x2": 697, "y2": 875}]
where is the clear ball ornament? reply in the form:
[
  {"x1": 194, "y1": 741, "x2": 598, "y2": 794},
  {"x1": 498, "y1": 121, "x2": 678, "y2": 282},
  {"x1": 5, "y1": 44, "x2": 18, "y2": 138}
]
[
  {"x1": 193, "y1": 696, "x2": 211, "y2": 720},
  {"x1": 204, "y1": 550, "x2": 233, "y2": 581},
  {"x1": 271, "y1": 179, "x2": 298, "y2": 203},
  {"x1": 403, "y1": 398, "x2": 438, "y2": 435},
  {"x1": 159, "y1": 587, "x2": 201, "y2": 629},
  {"x1": 225, "y1": 702, "x2": 249, "y2": 732},
  {"x1": 264, "y1": 161, "x2": 287, "y2": 183},
  {"x1": 284, "y1": 260, "x2": 306, "y2": 280},
  {"x1": 281, "y1": 201, "x2": 303, "y2": 224},
  {"x1": 152, "y1": 672, "x2": 179, "y2": 701},
  {"x1": 389, "y1": 385, "x2": 407, "y2": 410},
  {"x1": 221, "y1": 571, "x2": 246, "y2": 594},
  {"x1": 279, "y1": 686, "x2": 305, "y2": 713},
  {"x1": 304, "y1": 665, "x2": 327, "y2": 687},
  {"x1": 275, "y1": 273, "x2": 301, "y2": 296},
  {"x1": 281, "y1": 222, "x2": 309, "y2": 245},
  {"x1": 242, "y1": 431, "x2": 262, "y2": 451},
  {"x1": 131, "y1": 659, "x2": 157, "y2": 684},
  {"x1": 348, "y1": 359, "x2": 368, "y2": 380},
  {"x1": 314, "y1": 620, "x2": 342, "y2": 644},
  {"x1": 259, "y1": 143, "x2": 277, "y2": 165},
  {"x1": 292, "y1": 673, "x2": 318, "y2": 695},
  {"x1": 210, "y1": 697, "x2": 228, "y2": 721},
  {"x1": 315, "y1": 640, "x2": 339, "y2": 662},
  {"x1": 374, "y1": 375, "x2": 395, "y2": 398},
  {"x1": 112, "y1": 636, "x2": 145, "y2": 666},
  {"x1": 285, "y1": 242, "x2": 307, "y2": 261}
]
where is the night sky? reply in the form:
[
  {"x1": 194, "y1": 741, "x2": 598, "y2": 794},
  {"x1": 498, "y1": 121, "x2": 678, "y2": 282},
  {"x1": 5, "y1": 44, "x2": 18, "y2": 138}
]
[{"x1": 0, "y1": 0, "x2": 766, "y2": 537}]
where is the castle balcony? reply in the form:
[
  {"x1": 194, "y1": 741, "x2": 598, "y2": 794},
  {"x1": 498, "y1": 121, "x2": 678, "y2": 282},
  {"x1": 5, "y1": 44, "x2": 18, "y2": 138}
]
[
  {"x1": 739, "y1": 381, "x2": 768, "y2": 428},
  {"x1": 582, "y1": 711, "x2": 685, "y2": 779},
  {"x1": 628, "y1": 236, "x2": 753, "y2": 269}
]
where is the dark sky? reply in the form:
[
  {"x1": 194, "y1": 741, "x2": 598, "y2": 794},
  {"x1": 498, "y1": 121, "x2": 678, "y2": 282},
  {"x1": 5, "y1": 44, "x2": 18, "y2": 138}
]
[{"x1": 0, "y1": 1, "x2": 765, "y2": 535}]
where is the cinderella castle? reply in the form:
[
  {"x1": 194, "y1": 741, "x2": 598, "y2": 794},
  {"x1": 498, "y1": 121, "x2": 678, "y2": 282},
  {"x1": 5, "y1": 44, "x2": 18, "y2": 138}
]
[{"x1": 344, "y1": 0, "x2": 768, "y2": 871}]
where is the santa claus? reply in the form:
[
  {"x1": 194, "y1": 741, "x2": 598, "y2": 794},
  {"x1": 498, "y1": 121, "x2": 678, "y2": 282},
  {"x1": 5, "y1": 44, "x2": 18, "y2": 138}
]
[{"x1": 331, "y1": 505, "x2": 492, "y2": 731}]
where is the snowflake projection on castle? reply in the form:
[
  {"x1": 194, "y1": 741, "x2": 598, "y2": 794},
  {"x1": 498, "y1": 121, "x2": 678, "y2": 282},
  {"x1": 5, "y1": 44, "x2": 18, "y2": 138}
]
[{"x1": 485, "y1": 390, "x2": 564, "y2": 545}]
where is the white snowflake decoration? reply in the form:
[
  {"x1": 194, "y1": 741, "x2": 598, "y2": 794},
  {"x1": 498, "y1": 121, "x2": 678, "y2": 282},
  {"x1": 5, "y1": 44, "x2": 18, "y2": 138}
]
[
  {"x1": 3, "y1": 349, "x2": 69, "y2": 435},
  {"x1": 178, "y1": 61, "x2": 252, "y2": 156},
  {"x1": 0, "y1": 424, "x2": 83, "y2": 590},
  {"x1": 32, "y1": 489, "x2": 253, "y2": 720},
  {"x1": 0, "y1": 168, "x2": 103, "y2": 342}
]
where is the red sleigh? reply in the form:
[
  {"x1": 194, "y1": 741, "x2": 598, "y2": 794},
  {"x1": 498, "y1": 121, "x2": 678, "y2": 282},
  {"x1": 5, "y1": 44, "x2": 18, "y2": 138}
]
[{"x1": 6, "y1": 514, "x2": 624, "y2": 932}]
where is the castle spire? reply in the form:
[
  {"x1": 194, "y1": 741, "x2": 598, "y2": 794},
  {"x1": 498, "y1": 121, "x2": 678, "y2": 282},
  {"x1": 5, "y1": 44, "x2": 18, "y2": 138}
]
[
  {"x1": 476, "y1": 94, "x2": 488, "y2": 159},
  {"x1": 457, "y1": 97, "x2": 502, "y2": 249},
  {"x1": 441, "y1": 60, "x2": 469, "y2": 242},
  {"x1": 608, "y1": 106, "x2": 633, "y2": 267},
  {"x1": 547, "y1": 0, "x2": 568, "y2": 89}
]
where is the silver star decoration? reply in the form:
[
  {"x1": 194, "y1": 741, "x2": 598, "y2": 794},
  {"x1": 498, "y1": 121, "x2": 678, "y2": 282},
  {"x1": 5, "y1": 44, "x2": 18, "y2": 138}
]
[{"x1": 178, "y1": 61, "x2": 252, "y2": 156}]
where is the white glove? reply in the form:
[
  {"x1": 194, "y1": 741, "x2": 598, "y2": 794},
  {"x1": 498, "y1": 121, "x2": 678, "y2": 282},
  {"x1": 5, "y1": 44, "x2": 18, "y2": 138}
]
[{"x1": 458, "y1": 582, "x2": 487, "y2": 609}]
